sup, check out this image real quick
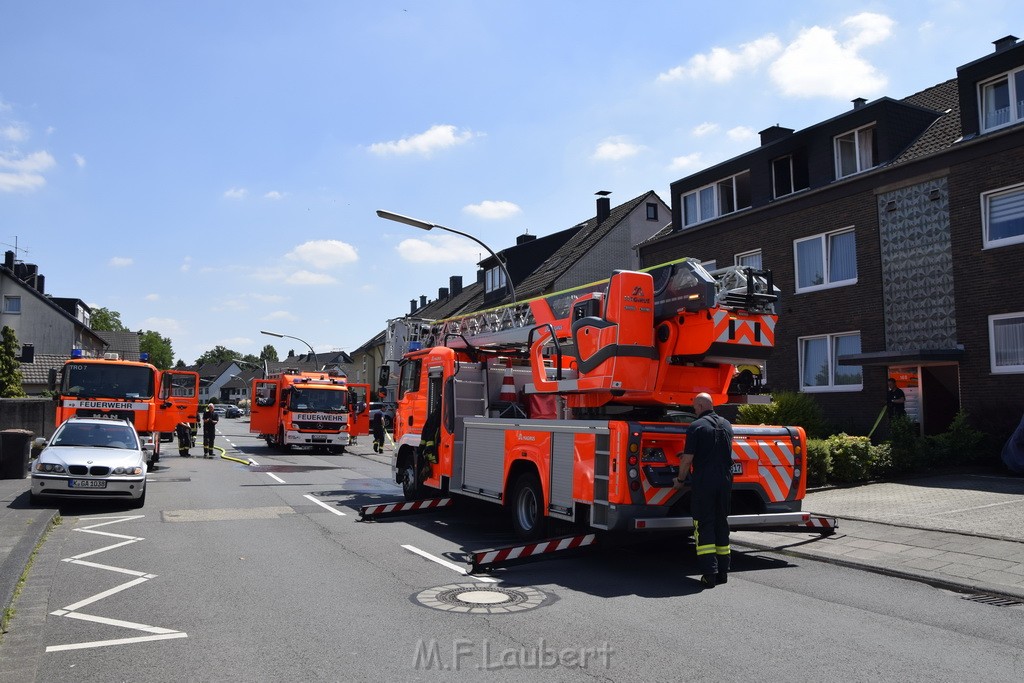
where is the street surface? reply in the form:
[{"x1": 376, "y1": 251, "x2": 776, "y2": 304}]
[{"x1": 3, "y1": 418, "x2": 1023, "y2": 682}]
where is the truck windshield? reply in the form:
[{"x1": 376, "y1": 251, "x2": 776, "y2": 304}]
[
  {"x1": 288, "y1": 388, "x2": 347, "y2": 413},
  {"x1": 63, "y1": 364, "x2": 155, "y2": 399}
]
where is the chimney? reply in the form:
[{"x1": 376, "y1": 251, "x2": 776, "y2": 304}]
[
  {"x1": 20, "y1": 344, "x2": 34, "y2": 363},
  {"x1": 3, "y1": 251, "x2": 13, "y2": 269},
  {"x1": 852, "y1": 97, "x2": 867, "y2": 109},
  {"x1": 35, "y1": 274, "x2": 44, "y2": 294},
  {"x1": 994, "y1": 35, "x2": 1019, "y2": 52},
  {"x1": 410, "y1": 299, "x2": 417, "y2": 315},
  {"x1": 419, "y1": 295, "x2": 427, "y2": 308},
  {"x1": 759, "y1": 125, "x2": 794, "y2": 146},
  {"x1": 516, "y1": 233, "x2": 536, "y2": 245},
  {"x1": 449, "y1": 275, "x2": 463, "y2": 297},
  {"x1": 477, "y1": 269, "x2": 485, "y2": 284},
  {"x1": 438, "y1": 287, "x2": 449, "y2": 300},
  {"x1": 596, "y1": 190, "x2": 611, "y2": 223}
]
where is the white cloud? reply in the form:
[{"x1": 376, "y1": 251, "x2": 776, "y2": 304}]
[
  {"x1": 109, "y1": 256, "x2": 133, "y2": 267},
  {"x1": 217, "y1": 336, "x2": 251, "y2": 349},
  {"x1": 592, "y1": 136, "x2": 643, "y2": 161},
  {"x1": 286, "y1": 240, "x2": 358, "y2": 270},
  {"x1": 768, "y1": 15, "x2": 892, "y2": 98},
  {"x1": 1, "y1": 124, "x2": 28, "y2": 142},
  {"x1": 692, "y1": 122, "x2": 719, "y2": 137},
  {"x1": 668, "y1": 152, "x2": 702, "y2": 171},
  {"x1": 0, "y1": 150, "x2": 56, "y2": 193},
  {"x1": 262, "y1": 310, "x2": 298, "y2": 322},
  {"x1": 463, "y1": 200, "x2": 521, "y2": 220},
  {"x1": 285, "y1": 270, "x2": 337, "y2": 285},
  {"x1": 145, "y1": 293, "x2": 159, "y2": 301},
  {"x1": 264, "y1": 190, "x2": 284, "y2": 200},
  {"x1": 180, "y1": 256, "x2": 192, "y2": 273},
  {"x1": 396, "y1": 234, "x2": 483, "y2": 264},
  {"x1": 223, "y1": 187, "x2": 247, "y2": 200},
  {"x1": 727, "y1": 126, "x2": 757, "y2": 142},
  {"x1": 143, "y1": 317, "x2": 182, "y2": 335},
  {"x1": 369, "y1": 124, "x2": 479, "y2": 157},
  {"x1": 658, "y1": 35, "x2": 782, "y2": 82},
  {"x1": 73, "y1": 153, "x2": 86, "y2": 168}
]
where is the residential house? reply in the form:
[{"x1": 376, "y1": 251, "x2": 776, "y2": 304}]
[{"x1": 638, "y1": 35, "x2": 1024, "y2": 440}]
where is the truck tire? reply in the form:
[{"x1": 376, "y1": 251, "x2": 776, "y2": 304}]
[
  {"x1": 277, "y1": 428, "x2": 291, "y2": 453},
  {"x1": 511, "y1": 471, "x2": 547, "y2": 540}
]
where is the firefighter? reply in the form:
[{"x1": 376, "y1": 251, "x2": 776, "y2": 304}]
[
  {"x1": 674, "y1": 392, "x2": 734, "y2": 588},
  {"x1": 370, "y1": 408, "x2": 386, "y2": 453},
  {"x1": 202, "y1": 403, "x2": 219, "y2": 458},
  {"x1": 175, "y1": 421, "x2": 193, "y2": 457}
]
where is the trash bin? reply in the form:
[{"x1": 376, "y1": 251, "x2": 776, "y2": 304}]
[{"x1": 0, "y1": 429, "x2": 33, "y2": 479}]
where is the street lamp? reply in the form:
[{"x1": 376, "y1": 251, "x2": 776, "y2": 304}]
[
  {"x1": 376, "y1": 209, "x2": 516, "y2": 303},
  {"x1": 260, "y1": 330, "x2": 318, "y2": 371},
  {"x1": 231, "y1": 357, "x2": 268, "y2": 378}
]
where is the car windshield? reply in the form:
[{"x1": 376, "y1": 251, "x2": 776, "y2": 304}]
[{"x1": 53, "y1": 423, "x2": 138, "y2": 449}]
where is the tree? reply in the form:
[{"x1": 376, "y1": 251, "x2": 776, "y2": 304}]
[
  {"x1": 195, "y1": 346, "x2": 243, "y2": 366},
  {"x1": 0, "y1": 326, "x2": 26, "y2": 397},
  {"x1": 259, "y1": 344, "x2": 279, "y2": 363},
  {"x1": 90, "y1": 307, "x2": 128, "y2": 331},
  {"x1": 139, "y1": 330, "x2": 174, "y2": 370}
]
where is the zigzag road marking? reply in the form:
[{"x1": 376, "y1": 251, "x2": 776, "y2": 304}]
[{"x1": 46, "y1": 515, "x2": 187, "y2": 653}]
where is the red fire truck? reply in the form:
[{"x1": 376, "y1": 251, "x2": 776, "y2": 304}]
[
  {"x1": 250, "y1": 369, "x2": 371, "y2": 453},
  {"x1": 54, "y1": 352, "x2": 200, "y2": 469},
  {"x1": 389, "y1": 258, "x2": 810, "y2": 539}
]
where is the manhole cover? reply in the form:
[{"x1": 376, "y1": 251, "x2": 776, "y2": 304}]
[{"x1": 413, "y1": 583, "x2": 551, "y2": 614}]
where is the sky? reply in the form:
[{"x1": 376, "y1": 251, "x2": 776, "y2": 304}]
[{"x1": 2, "y1": 1, "x2": 1022, "y2": 365}]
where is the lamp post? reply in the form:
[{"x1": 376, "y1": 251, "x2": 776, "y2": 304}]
[
  {"x1": 260, "y1": 330, "x2": 318, "y2": 371},
  {"x1": 376, "y1": 209, "x2": 516, "y2": 303}
]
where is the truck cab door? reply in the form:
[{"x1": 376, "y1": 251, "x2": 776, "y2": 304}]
[
  {"x1": 348, "y1": 383, "x2": 371, "y2": 436},
  {"x1": 250, "y1": 380, "x2": 279, "y2": 435},
  {"x1": 155, "y1": 370, "x2": 200, "y2": 432}
]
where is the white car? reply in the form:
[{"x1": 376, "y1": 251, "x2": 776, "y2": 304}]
[{"x1": 31, "y1": 417, "x2": 148, "y2": 508}]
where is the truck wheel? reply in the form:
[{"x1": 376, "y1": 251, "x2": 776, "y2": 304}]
[
  {"x1": 277, "y1": 429, "x2": 291, "y2": 453},
  {"x1": 401, "y1": 462, "x2": 423, "y2": 501},
  {"x1": 511, "y1": 471, "x2": 547, "y2": 540}
]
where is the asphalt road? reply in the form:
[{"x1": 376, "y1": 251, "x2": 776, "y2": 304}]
[{"x1": 10, "y1": 419, "x2": 1024, "y2": 682}]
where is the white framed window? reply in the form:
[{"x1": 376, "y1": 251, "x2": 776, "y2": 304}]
[
  {"x1": 982, "y1": 183, "x2": 1024, "y2": 248},
  {"x1": 834, "y1": 124, "x2": 876, "y2": 178},
  {"x1": 2, "y1": 296, "x2": 20, "y2": 314},
  {"x1": 735, "y1": 250, "x2": 762, "y2": 270},
  {"x1": 979, "y1": 67, "x2": 1024, "y2": 132},
  {"x1": 799, "y1": 331, "x2": 862, "y2": 392},
  {"x1": 772, "y1": 155, "x2": 794, "y2": 198},
  {"x1": 794, "y1": 228, "x2": 857, "y2": 292},
  {"x1": 990, "y1": 312, "x2": 1024, "y2": 374},
  {"x1": 484, "y1": 266, "x2": 507, "y2": 294},
  {"x1": 682, "y1": 171, "x2": 751, "y2": 226}
]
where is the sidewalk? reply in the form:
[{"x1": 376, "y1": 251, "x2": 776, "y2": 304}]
[
  {"x1": 2, "y1": 466, "x2": 1023, "y2": 626},
  {"x1": 732, "y1": 471, "x2": 1024, "y2": 601}
]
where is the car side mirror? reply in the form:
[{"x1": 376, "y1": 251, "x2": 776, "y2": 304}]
[{"x1": 33, "y1": 437, "x2": 48, "y2": 449}]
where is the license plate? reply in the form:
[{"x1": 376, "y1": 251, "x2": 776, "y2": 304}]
[
  {"x1": 730, "y1": 463, "x2": 743, "y2": 475},
  {"x1": 69, "y1": 479, "x2": 107, "y2": 489}
]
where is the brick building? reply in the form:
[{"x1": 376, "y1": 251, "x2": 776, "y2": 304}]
[{"x1": 639, "y1": 36, "x2": 1024, "y2": 439}]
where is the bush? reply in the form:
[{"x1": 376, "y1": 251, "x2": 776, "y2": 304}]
[
  {"x1": 736, "y1": 391, "x2": 827, "y2": 438},
  {"x1": 805, "y1": 438, "x2": 832, "y2": 488},
  {"x1": 886, "y1": 414, "x2": 920, "y2": 475},
  {"x1": 827, "y1": 434, "x2": 876, "y2": 483},
  {"x1": 930, "y1": 411, "x2": 986, "y2": 466}
]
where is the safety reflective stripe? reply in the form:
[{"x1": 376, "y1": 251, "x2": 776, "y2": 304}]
[
  {"x1": 712, "y1": 311, "x2": 776, "y2": 345},
  {"x1": 758, "y1": 465, "x2": 786, "y2": 501},
  {"x1": 715, "y1": 545, "x2": 730, "y2": 555},
  {"x1": 695, "y1": 544, "x2": 716, "y2": 556}
]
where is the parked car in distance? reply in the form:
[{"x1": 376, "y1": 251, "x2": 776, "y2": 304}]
[
  {"x1": 30, "y1": 417, "x2": 148, "y2": 508},
  {"x1": 369, "y1": 402, "x2": 395, "y2": 430},
  {"x1": 222, "y1": 405, "x2": 242, "y2": 418}
]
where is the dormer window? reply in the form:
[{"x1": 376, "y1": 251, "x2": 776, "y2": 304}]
[
  {"x1": 682, "y1": 171, "x2": 751, "y2": 227},
  {"x1": 484, "y1": 265, "x2": 507, "y2": 294},
  {"x1": 834, "y1": 124, "x2": 876, "y2": 178},
  {"x1": 980, "y1": 67, "x2": 1024, "y2": 131}
]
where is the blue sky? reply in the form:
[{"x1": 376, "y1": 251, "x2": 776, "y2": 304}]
[{"x1": 2, "y1": 1, "x2": 1021, "y2": 365}]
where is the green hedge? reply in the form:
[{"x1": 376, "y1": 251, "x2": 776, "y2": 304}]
[{"x1": 736, "y1": 391, "x2": 827, "y2": 438}]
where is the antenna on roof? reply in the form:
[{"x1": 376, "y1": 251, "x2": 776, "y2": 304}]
[{"x1": 2, "y1": 236, "x2": 29, "y2": 259}]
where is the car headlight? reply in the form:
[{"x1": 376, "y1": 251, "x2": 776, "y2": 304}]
[
  {"x1": 112, "y1": 466, "x2": 144, "y2": 475},
  {"x1": 35, "y1": 462, "x2": 66, "y2": 473}
]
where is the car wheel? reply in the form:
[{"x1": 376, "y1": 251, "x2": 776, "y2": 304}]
[{"x1": 29, "y1": 490, "x2": 43, "y2": 506}]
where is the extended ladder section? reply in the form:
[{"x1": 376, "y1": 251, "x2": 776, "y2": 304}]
[{"x1": 416, "y1": 258, "x2": 777, "y2": 352}]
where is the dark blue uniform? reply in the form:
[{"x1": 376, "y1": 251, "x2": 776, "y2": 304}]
[{"x1": 683, "y1": 409, "x2": 734, "y2": 580}]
